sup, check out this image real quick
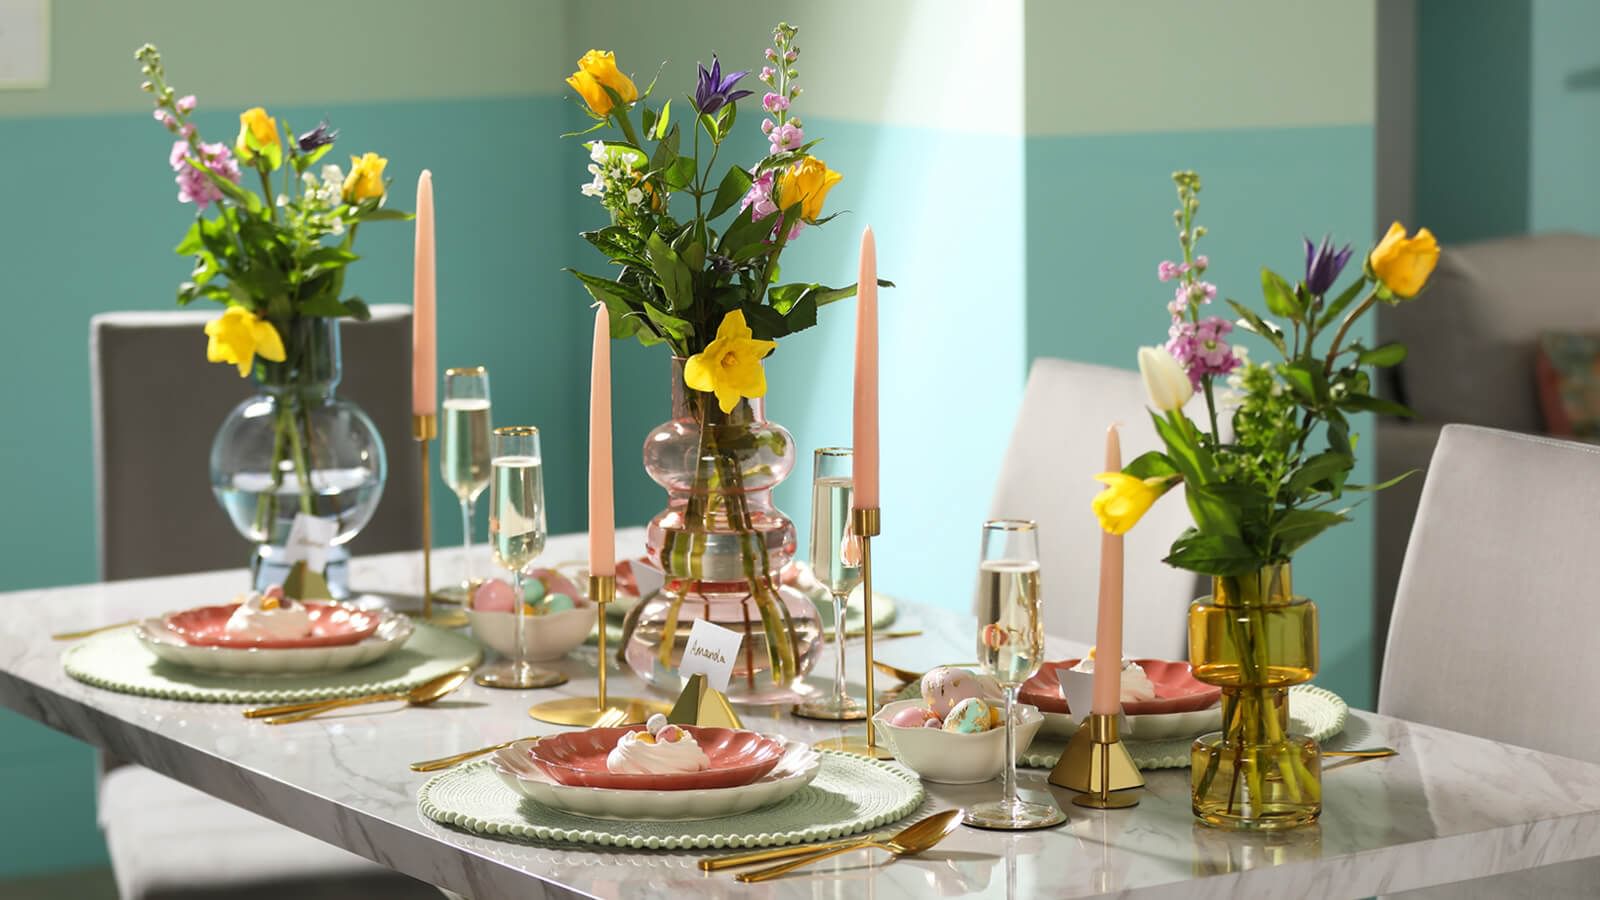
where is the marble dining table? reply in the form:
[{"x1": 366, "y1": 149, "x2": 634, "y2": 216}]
[{"x1": 4, "y1": 528, "x2": 1600, "y2": 899}]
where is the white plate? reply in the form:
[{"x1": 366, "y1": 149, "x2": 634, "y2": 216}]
[
  {"x1": 1037, "y1": 704, "x2": 1223, "y2": 741},
  {"x1": 135, "y1": 610, "x2": 414, "y2": 674},
  {"x1": 490, "y1": 736, "x2": 821, "y2": 821}
]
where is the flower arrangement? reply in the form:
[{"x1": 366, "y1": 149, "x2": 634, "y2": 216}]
[
  {"x1": 1093, "y1": 171, "x2": 1439, "y2": 571},
  {"x1": 136, "y1": 44, "x2": 409, "y2": 537}
]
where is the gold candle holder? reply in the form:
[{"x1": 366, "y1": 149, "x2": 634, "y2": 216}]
[
  {"x1": 815, "y1": 507, "x2": 892, "y2": 759},
  {"x1": 528, "y1": 574, "x2": 669, "y2": 726},
  {"x1": 1050, "y1": 711, "x2": 1143, "y2": 809},
  {"x1": 412, "y1": 413, "x2": 467, "y2": 628}
]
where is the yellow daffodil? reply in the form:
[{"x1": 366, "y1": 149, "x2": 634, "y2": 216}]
[
  {"x1": 567, "y1": 50, "x2": 637, "y2": 116},
  {"x1": 683, "y1": 310, "x2": 777, "y2": 413},
  {"x1": 1091, "y1": 472, "x2": 1175, "y2": 535},
  {"x1": 205, "y1": 306, "x2": 286, "y2": 377},
  {"x1": 234, "y1": 106, "x2": 282, "y2": 170},
  {"x1": 776, "y1": 157, "x2": 842, "y2": 222},
  {"x1": 342, "y1": 152, "x2": 387, "y2": 203},
  {"x1": 1368, "y1": 221, "x2": 1439, "y2": 299}
]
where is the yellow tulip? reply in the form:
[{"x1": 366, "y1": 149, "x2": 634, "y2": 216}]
[
  {"x1": 578, "y1": 50, "x2": 638, "y2": 102},
  {"x1": 1091, "y1": 472, "x2": 1174, "y2": 535},
  {"x1": 342, "y1": 152, "x2": 387, "y2": 203},
  {"x1": 776, "y1": 157, "x2": 842, "y2": 222},
  {"x1": 204, "y1": 306, "x2": 286, "y2": 378},
  {"x1": 234, "y1": 107, "x2": 282, "y2": 169},
  {"x1": 1368, "y1": 221, "x2": 1439, "y2": 299},
  {"x1": 683, "y1": 310, "x2": 777, "y2": 413}
]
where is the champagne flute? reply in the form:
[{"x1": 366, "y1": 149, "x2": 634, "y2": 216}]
[
  {"x1": 440, "y1": 367, "x2": 492, "y2": 605},
  {"x1": 793, "y1": 448, "x2": 867, "y2": 721},
  {"x1": 476, "y1": 427, "x2": 564, "y2": 689},
  {"x1": 964, "y1": 519, "x2": 1065, "y2": 830}
]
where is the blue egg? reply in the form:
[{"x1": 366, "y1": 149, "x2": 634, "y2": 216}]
[{"x1": 541, "y1": 592, "x2": 575, "y2": 614}]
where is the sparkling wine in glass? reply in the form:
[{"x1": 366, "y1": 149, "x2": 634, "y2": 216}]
[
  {"x1": 475, "y1": 426, "x2": 562, "y2": 689},
  {"x1": 964, "y1": 519, "x2": 1066, "y2": 830},
  {"x1": 794, "y1": 448, "x2": 867, "y2": 722},
  {"x1": 440, "y1": 367, "x2": 492, "y2": 604}
]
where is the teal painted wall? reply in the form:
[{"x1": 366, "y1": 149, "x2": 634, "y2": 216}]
[
  {"x1": 1529, "y1": 0, "x2": 1600, "y2": 234},
  {"x1": 1022, "y1": 125, "x2": 1378, "y2": 707}
]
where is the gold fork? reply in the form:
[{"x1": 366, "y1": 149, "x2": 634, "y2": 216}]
[
  {"x1": 52, "y1": 621, "x2": 137, "y2": 641},
  {"x1": 408, "y1": 707, "x2": 628, "y2": 772}
]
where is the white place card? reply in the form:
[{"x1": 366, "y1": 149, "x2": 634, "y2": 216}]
[
  {"x1": 678, "y1": 618, "x2": 742, "y2": 693},
  {"x1": 284, "y1": 514, "x2": 338, "y2": 571}
]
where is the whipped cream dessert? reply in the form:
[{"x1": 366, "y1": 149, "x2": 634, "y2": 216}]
[
  {"x1": 223, "y1": 587, "x2": 313, "y2": 640},
  {"x1": 1069, "y1": 655, "x2": 1158, "y2": 703},
  {"x1": 605, "y1": 714, "x2": 711, "y2": 775}
]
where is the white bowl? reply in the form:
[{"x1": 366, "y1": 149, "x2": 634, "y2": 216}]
[
  {"x1": 490, "y1": 736, "x2": 821, "y2": 820},
  {"x1": 135, "y1": 610, "x2": 414, "y2": 675},
  {"x1": 466, "y1": 604, "x2": 593, "y2": 662},
  {"x1": 872, "y1": 699, "x2": 1045, "y2": 784}
]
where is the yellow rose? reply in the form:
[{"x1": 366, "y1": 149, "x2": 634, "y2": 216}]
[
  {"x1": 342, "y1": 152, "x2": 387, "y2": 203},
  {"x1": 1368, "y1": 221, "x2": 1439, "y2": 299},
  {"x1": 234, "y1": 106, "x2": 282, "y2": 169},
  {"x1": 777, "y1": 157, "x2": 842, "y2": 222},
  {"x1": 1091, "y1": 472, "x2": 1174, "y2": 535},
  {"x1": 577, "y1": 50, "x2": 638, "y2": 104},
  {"x1": 683, "y1": 310, "x2": 777, "y2": 413},
  {"x1": 204, "y1": 306, "x2": 286, "y2": 378},
  {"x1": 566, "y1": 70, "x2": 613, "y2": 116}
]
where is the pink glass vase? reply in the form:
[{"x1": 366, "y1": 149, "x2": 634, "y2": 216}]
[{"x1": 623, "y1": 359, "x2": 823, "y2": 705}]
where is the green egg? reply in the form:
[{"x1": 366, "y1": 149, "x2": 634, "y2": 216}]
[
  {"x1": 522, "y1": 577, "x2": 547, "y2": 603},
  {"x1": 542, "y1": 592, "x2": 575, "y2": 614}
]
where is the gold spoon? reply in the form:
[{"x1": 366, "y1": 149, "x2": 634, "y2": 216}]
[
  {"x1": 52, "y1": 621, "x2": 137, "y2": 641},
  {"x1": 735, "y1": 809, "x2": 963, "y2": 883},
  {"x1": 872, "y1": 659, "x2": 923, "y2": 684},
  {"x1": 1322, "y1": 747, "x2": 1398, "y2": 759},
  {"x1": 408, "y1": 708, "x2": 628, "y2": 772},
  {"x1": 247, "y1": 669, "x2": 470, "y2": 724}
]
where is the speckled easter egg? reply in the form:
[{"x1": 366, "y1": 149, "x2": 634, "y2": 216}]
[
  {"x1": 942, "y1": 697, "x2": 993, "y2": 734},
  {"x1": 888, "y1": 705, "x2": 941, "y2": 729},
  {"x1": 921, "y1": 666, "x2": 988, "y2": 719},
  {"x1": 473, "y1": 579, "x2": 517, "y2": 612}
]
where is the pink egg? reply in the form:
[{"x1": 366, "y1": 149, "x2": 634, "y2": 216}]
[
  {"x1": 888, "y1": 705, "x2": 941, "y2": 729},
  {"x1": 473, "y1": 579, "x2": 517, "y2": 612},
  {"x1": 531, "y1": 568, "x2": 584, "y2": 603},
  {"x1": 921, "y1": 718, "x2": 942, "y2": 729},
  {"x1": 921, "y1": 666, "x2": 988, "y2": 719}
]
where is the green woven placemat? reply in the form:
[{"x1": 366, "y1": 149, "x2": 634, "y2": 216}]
[
  {"x1": 1018, "y1": 683, "x2": 1349, "y2": 770},
  {"x1": 418, "y1": 750, "x2": 927, "y2": 850},
  {"x1": 62, "y1": 623, "x2": 482, "y2": 704}
]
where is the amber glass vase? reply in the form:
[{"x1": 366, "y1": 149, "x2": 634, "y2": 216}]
[{"x1": 1188, "y1": 562, "x2": 1321, "y2": 830}]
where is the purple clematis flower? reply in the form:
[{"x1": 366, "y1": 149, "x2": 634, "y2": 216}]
[
  {"x1": 1303, "y1": 234, "x2": 1353, "y2": 296},
  {"x1": 296, "y1": 120, "x2": 339, "y2": 154},
  {"x1": 693, "y1": 56, "x2": 753, "y2": 115}
]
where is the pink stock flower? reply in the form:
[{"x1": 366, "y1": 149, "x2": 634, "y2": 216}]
[
  {"x1": 739, "y1": 168, "x2": 805, "y2": 243},
  {"x1": 760, "y1": 66, "x2": 776, "y2": 81},
  {"x1": 176, "y1": 94, "x2": 197, "y2": 114},
  {"x1": 768, "y1": 121, "x2": 804, "y2": 153},
  {"x1": 1194, "y1": 254, "x2": 1209, "y2": 270},
  {"x1": 180, "y1": 123, "x2": 195, "y2": 139},
  {"x1": 1166, "y1": 316, "x2": 1241, "y2": 387},
  {"x1": 170, "y1": 140, "x2": 240, "y2": 210},
  {"x1": 763, "y1": 92, "x2": 789, "y2": 113},
  {"x1": 761, "y1": 119, "x2": 775, "y2": 135},
  {"x1": 1158, "y1": 260, "x2": 1180, "y2": 282}
]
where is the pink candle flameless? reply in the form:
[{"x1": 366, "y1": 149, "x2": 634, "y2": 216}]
[
  {"x1": 588, "y1": 305, "x2": 616, "y2": 578},
  {"x1": 852, "y1": 227, "x2": 879, "y2": 510},
  {"x1": 1090, "y1": 424, "x2": 1125, "y2": 716},
  {"x1": 412, "y1": 170, "x2": 437, "y2": 417}
]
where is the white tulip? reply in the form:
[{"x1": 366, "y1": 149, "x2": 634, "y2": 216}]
[{"x1": 1138, "y1": 346, "x2": 1194, "y2": 412}]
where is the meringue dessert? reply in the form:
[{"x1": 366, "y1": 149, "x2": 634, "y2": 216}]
[
  {"x1": 223, "y1": 586, "x2": 313, "y2": 640},
  {"x1": 1069, "y1": 654, "x2": 1158, "y2": 703},
  {"x1": 605, "y1": 714, "x2": 711, "y2": 775}
]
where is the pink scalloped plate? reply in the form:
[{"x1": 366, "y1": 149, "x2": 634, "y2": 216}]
[
  {"x1": 1020, "y1": 659, "x2": 1221, "y2": 716},
  {"x1": 163, "y1": 603, "x2": 382, "y2": 649},
  {"x1": 526, "y1": 726, "x2": 787, "y2": 790}
]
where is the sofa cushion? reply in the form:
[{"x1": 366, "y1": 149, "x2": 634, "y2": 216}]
[
  {"x1": 1380, "y1": 233, "x2": 1600, "y2": 432},
  {"x1": 1535, "y1": 332, "x2": 1600, "y2": 439}
]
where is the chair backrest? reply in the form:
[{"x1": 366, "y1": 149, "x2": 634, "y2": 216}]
[
  {"x1": 1379, "y1": 425, "x2": 1600, "y2": 763},
  {"x1": 988, "y1": 358, "x2": 1206, "y2": 656},
  {"x1": 91, "y1": 305, "x2": 422, "y2": 581}
]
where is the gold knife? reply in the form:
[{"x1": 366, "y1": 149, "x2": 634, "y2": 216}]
[{"x1": 699, "y1": 832, "x2": 890, "y2": 871}]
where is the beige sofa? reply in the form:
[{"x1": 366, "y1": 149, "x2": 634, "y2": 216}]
[{"x1": 1375, "y1": 232, "x2": 1600, "y2": 678}]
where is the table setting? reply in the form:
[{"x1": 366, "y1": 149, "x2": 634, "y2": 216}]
[{"x1": 15, "y1": 20, "x2": 1600, "y2": 900}]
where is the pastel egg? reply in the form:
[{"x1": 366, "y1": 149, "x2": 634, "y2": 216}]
[
  {"x1": 922, "y1": 718, "x2": 942, "y2": 729},
  {"x1": 645, "y1": 713, "x2": 669, "y2": 735},
  {"x1": 921, "y1": 666, "x2": 988, "y2": 719},
  {"x1": 888, "y1": 705, "x2": 941, "y2": 729},
  {"x1": 541, "y1": 592, "x2": 575, "y2": 614},
  {"x1": 521, "y1": 576, "x2": 547, "y2": 604},
  {"x1": 473, "y1": 579, "x2": 517, "y2": 612},
  {"x1": 942, "y1": 697, "x2": 993, "y2": 734},
  {"x1": 656, "y1": 724, "x2": 686, "y2": 743}
]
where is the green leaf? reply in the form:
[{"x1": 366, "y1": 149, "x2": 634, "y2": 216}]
[
  {"x1": 718, "y1": 205, "x2": 771, "y2": 258},
  {"x1": 1261, "y1": 268, "x2": 1300, "y2": 318},
  {"x1": 661, "y1": 155, "x2": 696, "y2": 191},
  {"x1": 645, "y1": 232, "x2": 694, "y2": 312},
  {"x1": 710, "y1": 166, "x2": 753, "y2": 220},
  {"x1": 175, "y1": 220, "x2": 204, "y2": 255},
  {"x1": 1281, "y1": 360, "x2": 1329, "y2": 404},
  {"x1": 1122, "y1": 451, "x2": 1179, "y2": 480},
  {"x1": 1285, "y1": 451, "x2": 1354, "y2": 497},
  {"x1": 581, "y1": 226, "x2": 650, "y2": 267},
  {"x1": 351, "y1": 208, "x2": 414, "y2": 223},
  {"x1": 1164, "y1": 531, "x2": 1261, "y2": 576},
  {"x1": 1226, "y1": 299, "x2": 1286, "y2": 355},
  {"x1": 1339, "y1": 393, "x2": 1416, "y2": 417},
  {"x1": 1185, "y1": 483, "x2": 1242, "y2": 539},
  {"x1": 303, "y1": 247, "x2": 359, "y2": 268},
  {"x1": 1357, "y1": 342, "x2": 1407, "y2": 367},
  {"x1": 650, "y1": 123, "x2": 680, "y2": 172},
  {"x1": 642, "y1": 302, "x2": 692, "y2": 341},
  {"x1": 715, "y1": 99, "x2": 737, "y2": 140},
  {"x1": 1149, "y1": 410, "x2": 1216, "y2": 485},
  {"x1": 565, "y1": 267, "x2": 651, "y2": 308},
  {"x1": 740, "y1": 303, "x2": 789, "y2": 340},
  {"x1": 1271, "y1": 509, "x2": 1351, "y2": 558},
  {"x1": 342, "y1": 296, "x2": 372, "y2": 321},
  {"x1": 1316, "y1": 276, "x2": 1368, "y2": 330},
  {"x1": 655, "y1": 100, "x2": 672, "y2": 140},
  {"x1": 297, "y1": 293, "x2": 351, "y2": 317},
  {"x1": 1345, "y1": 468, "x2": 1418, "y2": 493}
]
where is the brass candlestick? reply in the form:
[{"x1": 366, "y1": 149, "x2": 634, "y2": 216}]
[
  {"x1": 413, "y1": 413, "x2": 437, "y2": 620},
  {"x1": 1051, "y1": 711, "x2": 1143, "y2": 809},
  {"x1": 815, "y1": 507, "x2": 892, "y2": 759},
  {"x1": 528, "y1": 574, "x2": 669, "y2": 726}
]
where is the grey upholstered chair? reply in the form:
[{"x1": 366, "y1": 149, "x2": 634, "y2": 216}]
[
  {"x1": 89, "y1": 305, "x2": 436, "y2": 899},
  {"x1": 1381, "y1": 425, "x2": 1600, "y2": 898},
  {"x1": 988, "y1": 358, "x2": 1207, "y2": 656}
]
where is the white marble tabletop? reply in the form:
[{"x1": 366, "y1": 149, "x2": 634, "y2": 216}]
[{"x1": 4, "y1": 530, "x2": 1600, "y2": 900}]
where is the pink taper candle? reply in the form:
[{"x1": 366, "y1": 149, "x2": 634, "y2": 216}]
[
  {"x1": 411, "y1": 170, "x2": 437, "y2": 417},
  {"x1": 852, "y1": 227, "x2": 879, "y2": 510},
  {"x1": 1091, "y1": 424, "x2": 1125, "y2": 716},
  {"x1": 588, "y1": 305, "x2": 616, "y2": 577}
]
